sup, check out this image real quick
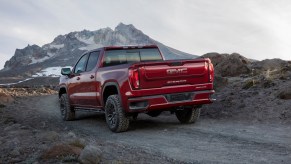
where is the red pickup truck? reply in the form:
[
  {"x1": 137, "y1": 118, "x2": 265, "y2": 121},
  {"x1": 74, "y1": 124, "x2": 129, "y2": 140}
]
[{"x1": 59, "y1": 45, "x2": 215, "y2": 132}]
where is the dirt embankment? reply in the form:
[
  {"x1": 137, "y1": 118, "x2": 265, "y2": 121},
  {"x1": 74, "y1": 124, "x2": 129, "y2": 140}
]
[{"x1": 201, "y1": 53, "x2": 291, "y2": 124}]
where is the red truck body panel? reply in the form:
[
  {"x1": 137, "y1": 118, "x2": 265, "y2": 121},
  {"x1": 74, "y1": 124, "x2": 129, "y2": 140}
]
[{"x1": 59, "y1": 45, "x2": 214, "y2": 113}]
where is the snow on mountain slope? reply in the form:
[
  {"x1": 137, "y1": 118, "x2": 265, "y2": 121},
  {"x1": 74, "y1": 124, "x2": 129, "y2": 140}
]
[
  {"x1": 75, "y1": 34, "x2": 95, "y2": 45},
  {"x1": 30, "y1": 52, "x2": 57, "y2": 65},
  {"x1": 49, "y1": 44, "x2": 64, "y2": 49}
]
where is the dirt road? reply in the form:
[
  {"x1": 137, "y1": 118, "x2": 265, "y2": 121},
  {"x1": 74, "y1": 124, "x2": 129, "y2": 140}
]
[{"x1": 1, "y1": 94, "x2": 291, "y2": 163}]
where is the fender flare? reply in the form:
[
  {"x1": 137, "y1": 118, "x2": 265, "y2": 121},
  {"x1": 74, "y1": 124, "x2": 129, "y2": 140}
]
[
  {"x1": 58, "y1": 85, "x2": 68, "y2": 98},
  {"x1": 101, "y1": 82, "x2": 121, "y2": 106}
]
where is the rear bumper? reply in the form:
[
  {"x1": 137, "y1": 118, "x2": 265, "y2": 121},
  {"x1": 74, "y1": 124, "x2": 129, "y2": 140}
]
[{"x1": 126, "y1": 90, "x2": 215, "y2": 112}]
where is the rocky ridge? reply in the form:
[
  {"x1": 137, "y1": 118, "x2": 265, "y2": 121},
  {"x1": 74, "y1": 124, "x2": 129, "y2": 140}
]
[{"x1": 200, "y1": 53, "x2": 291, "y2": 123}]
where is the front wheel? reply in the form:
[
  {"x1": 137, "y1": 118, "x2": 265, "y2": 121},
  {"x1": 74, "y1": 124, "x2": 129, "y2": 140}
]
[
  {"x1": 175, "y1": 106, "x2": 200, "y2": 124},
  {"x1": 59, "y1": 93, "x2": 75, "y2": 121},
  {"x1": 105, "y1": 95, "x2": 129, "y2": 132}
]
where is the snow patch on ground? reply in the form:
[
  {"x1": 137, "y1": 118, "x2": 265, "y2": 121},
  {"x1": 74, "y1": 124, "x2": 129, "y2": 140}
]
[
  {"x1": 0, "y1": 78, "x2": 34, "y2": 86},
  {"x1": 32, "y1": 66, "x2": 73, "y2": 77}
]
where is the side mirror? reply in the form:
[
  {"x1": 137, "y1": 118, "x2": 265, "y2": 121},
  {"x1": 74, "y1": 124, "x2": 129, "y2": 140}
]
[{"x1": 61, "y1": 68, "x2": 72, "y2": 76}]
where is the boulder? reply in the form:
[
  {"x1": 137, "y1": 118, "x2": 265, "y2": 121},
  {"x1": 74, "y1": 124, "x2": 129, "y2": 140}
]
[
  {"x1": 202, "y1": 53, "x2": 228, "y2": 67},
  {"x1": 202, "y1": 53, "x2": 251, "y2": 77},
  {"x1": 252, "y1": 59, "x2": 289, "y2": 71}
]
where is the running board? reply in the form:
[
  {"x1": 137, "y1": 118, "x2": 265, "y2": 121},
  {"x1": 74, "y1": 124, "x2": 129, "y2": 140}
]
[{"x1": 74, "y1": 107, "x2": 104, "y2": 113}]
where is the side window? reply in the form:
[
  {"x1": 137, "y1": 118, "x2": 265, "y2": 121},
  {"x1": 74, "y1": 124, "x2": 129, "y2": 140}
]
[
  {"x1": 86, "y1": 51, "x2": 100, "y2": 71},
  {"x1": 74, "y1": 54, "x2": 88, "y2": 74}
]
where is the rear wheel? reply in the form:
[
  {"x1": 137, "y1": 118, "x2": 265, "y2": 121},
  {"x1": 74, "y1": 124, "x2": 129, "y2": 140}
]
[
  {"x1": 105, "y1": 95, "x2": 129, "y2": 132},
  {"x1": 59, "y1": 93, "x2": 75, "y2": 121},
  {"x1": 175, "y1": 106, "x2": 200, "y2": 124}
]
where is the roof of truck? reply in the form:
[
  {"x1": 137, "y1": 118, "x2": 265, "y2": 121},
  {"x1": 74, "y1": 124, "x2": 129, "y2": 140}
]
[{"x1": 104, "y1": 44, "x2": 158, "y2": 50}]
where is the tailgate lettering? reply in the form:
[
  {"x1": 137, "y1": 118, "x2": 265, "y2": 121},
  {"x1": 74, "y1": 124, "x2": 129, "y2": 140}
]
[
  {"x1": 167, "y1": 80, "x2": 187, "y2": 84},
  {"x1": 166, "y1": 68, "x2": 188, "y2": 75}
]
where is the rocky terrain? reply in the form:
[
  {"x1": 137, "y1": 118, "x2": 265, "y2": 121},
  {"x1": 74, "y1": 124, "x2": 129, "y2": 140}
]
[
  {"x1": 0, "y1": 52, "x2": 290, "y2": 163},
  {"x1": 201, "y1": 53, "x2": 291, "y2": 124}
]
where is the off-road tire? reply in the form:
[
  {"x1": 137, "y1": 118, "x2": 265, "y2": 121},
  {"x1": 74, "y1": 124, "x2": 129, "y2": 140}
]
[
  {"x1": 175, "y1": 106, "x2": 200, "y2": 124},
  {"x1": 59, "y1": 93, "x2": 75, "y2": 121},
  {"x1": 105, "y1": 95, "x2": 130, "y2": 132}
]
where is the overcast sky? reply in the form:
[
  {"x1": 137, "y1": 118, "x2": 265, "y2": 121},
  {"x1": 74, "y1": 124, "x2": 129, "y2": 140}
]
[{"x1": 0, "y1": 0, "x2": 291, "y2": 69}]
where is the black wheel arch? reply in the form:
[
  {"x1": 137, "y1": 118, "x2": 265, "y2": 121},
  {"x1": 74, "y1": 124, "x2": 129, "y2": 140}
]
[
  {"x1": 58, "y1": 86, "x2": 67, "y2": 98},
  {"x1": 102, "y1": 82, "x2": 122, "y2": 106}
]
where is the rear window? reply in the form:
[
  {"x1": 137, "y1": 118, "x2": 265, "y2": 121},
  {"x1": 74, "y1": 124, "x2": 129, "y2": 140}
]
[{"x1": 103, "y1": 48, "x2": 162, "y2": 67}]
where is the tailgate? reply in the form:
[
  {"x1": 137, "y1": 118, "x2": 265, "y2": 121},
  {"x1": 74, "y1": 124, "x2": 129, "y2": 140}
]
[{"x1": 136, "y1": 59, "x2": 211, "y2": 89}]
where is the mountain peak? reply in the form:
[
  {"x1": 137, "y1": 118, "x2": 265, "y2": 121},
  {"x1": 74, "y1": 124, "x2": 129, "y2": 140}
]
[{"x1": 115, "y1": 23, "x2": 135, "y2": 31}]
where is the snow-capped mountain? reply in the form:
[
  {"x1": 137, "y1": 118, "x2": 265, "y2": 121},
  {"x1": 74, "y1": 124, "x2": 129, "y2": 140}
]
[{"x1": 1, "y1": 23, "x2": 197, "y2": 77}]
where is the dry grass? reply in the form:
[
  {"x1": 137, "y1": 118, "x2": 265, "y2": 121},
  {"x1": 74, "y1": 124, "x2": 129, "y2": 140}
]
[{"x1": 40, "y1": 143, "x2": 82, "y2": 160}]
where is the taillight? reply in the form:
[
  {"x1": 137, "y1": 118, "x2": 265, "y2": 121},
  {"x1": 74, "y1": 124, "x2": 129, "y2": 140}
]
[
  {"x1": 209, "y1": 62, "x2": 214, "y2": 82},
  {"x1": 129, "y1": 68, "x2": 140, "y2": 89}
]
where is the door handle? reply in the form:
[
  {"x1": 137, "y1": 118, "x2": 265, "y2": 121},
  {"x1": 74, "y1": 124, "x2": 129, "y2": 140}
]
[
  {"x1": 90, "y1": 75, "x2": 94, "y2": 79},
  {"x1": 77, "y1": 77, "x2": 80, "y2": 80}
]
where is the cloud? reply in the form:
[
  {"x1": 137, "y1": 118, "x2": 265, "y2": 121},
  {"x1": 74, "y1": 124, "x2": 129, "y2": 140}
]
[{"x1": 0, "y1": 0, "x2": 290, "y2": 69}]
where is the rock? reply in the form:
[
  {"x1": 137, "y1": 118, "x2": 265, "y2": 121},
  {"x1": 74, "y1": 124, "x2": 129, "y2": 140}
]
[
  {"x1": 38, "y1": 131, "x2": 60, "y2": 142},
  {"x1": 4, "y1": 123, "x2": 21, "y2": 131},
  {"x1": 202, "y1": 53, "x2": 228, "y2": 66},
  {"x1": 78, "y1": 145, "x2": 102, "y2": 164},
  {"x1": 67, "y1": 131, "x2": 77, "y2": 138},
  {"x1": 10, "y1": 148, "x2": 21, "y2": 156},
  {"x1": 203, "y1": 53, "x2": 251, "y2": 77},
  {"x1": 214, "y1": 75, "x2": 228, "y2": 89},
  {"x1": 4, "y1": 44, "x2": 48, "y2": 69},
  {"x1": 217, "y1": 53, "x2": 251, "y2": 77},
  {"x1": 252, "y1": 59, "x2": 289, "y2": 71},
  {"x1": 278, "y1": 89, "x2": 291, "y2": 100},
  {"x1": 0, "y1": 92, "x2": 14, "y2": 105},
  {"x1": 3, "y1": 116, "x2": 17, "y2": 124},
  {"x1": 262, "y1": 80, "x2": 275, "y2": 88}
]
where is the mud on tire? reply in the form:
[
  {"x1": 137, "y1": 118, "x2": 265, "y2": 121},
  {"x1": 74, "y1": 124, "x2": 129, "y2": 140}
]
[
  {"x1": 59, "y1": 93, "x2": 75, "y2": 121},
  {"x1": 175, "y1": 106, "x2": 200, "y2": 124},
  {"x1": 105, "y1": 94, "x2": 130, "y2": 132}
]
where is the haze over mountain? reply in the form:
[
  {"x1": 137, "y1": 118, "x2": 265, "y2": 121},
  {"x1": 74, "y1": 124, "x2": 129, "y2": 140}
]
[{"x1": 0, "y1": 23, "x2": 196, "y2": 77}]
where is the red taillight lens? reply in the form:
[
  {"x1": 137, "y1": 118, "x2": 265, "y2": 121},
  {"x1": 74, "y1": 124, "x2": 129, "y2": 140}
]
[
  {"x1": 209, "y1": 62, "x2": 214, "y2": 82},
  {"x1": 129, "y1": 68, "x2": 140, "y2": 89}
]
